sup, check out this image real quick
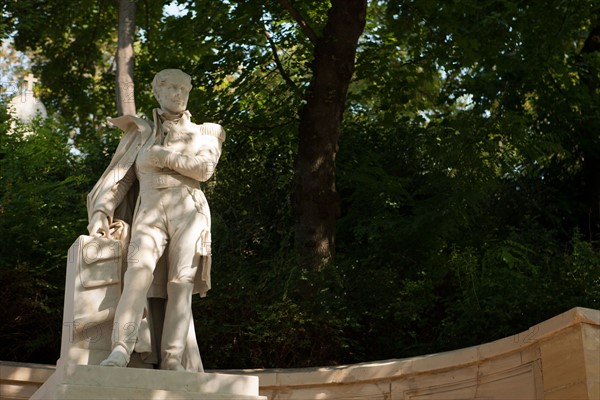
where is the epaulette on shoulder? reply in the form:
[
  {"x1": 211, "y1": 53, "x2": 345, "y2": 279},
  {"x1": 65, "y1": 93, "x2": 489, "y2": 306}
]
[{"x1": 198, "y1": 123, "x2": 226, "y2": 141}]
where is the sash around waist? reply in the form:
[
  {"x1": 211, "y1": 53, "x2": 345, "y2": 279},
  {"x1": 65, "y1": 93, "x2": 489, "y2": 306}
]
[{"x1": 139, "y1": 172, "x2": 199, "y2": 191}]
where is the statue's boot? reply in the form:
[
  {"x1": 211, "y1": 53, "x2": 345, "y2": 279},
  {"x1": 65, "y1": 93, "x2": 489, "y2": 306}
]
[
  {"x1": 99, "y1": 345, "x2": 129, "y2": 367},
  {"x1": 160, "y1": 281, "x2": 194, "y2": 371}
]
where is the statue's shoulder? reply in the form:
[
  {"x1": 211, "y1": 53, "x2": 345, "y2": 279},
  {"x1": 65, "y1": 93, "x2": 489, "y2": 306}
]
[
  {"x1": 190, "y1": 122, "x2": 226, "y2": 142},
  {"x1": 108, "y1": 114, "x2": 153, "y2": 134}
]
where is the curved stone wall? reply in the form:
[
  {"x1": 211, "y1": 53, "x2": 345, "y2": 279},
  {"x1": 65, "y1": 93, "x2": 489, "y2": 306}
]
[
  {"x1": 1, "y1": 307, "x2": 598, "y2": 400},
  {"x1": 224, "y1": 307, "x2": 600, "y2": 399}
]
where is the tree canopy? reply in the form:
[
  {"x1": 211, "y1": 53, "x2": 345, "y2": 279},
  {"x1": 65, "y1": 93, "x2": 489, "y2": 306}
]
[{"x1": 0, "y1": 0, "x2": 599, "y2": 369}]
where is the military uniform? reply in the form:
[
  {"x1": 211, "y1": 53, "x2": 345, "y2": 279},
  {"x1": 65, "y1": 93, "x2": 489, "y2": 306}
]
[{"x1": 87, "y1": 109, "x2": 225, "y2": 370}]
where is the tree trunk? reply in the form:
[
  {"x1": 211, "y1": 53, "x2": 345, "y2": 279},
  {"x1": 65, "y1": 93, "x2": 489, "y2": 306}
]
[
  {"x1": 293, "y1": 0, "x2": 367, "y2": 268},
  {"x1": 116, "y1": 0, "x2": 136, "y2": 116}
]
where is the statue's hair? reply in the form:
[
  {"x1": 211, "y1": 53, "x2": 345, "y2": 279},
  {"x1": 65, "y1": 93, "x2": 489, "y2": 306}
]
[{"x1": 152, "y1": 69, "x2": 192, "y2": 95}]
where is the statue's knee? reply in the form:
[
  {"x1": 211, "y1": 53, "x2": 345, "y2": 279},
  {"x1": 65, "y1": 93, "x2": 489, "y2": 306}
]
[
  {"x1": 166, "y1": 279, "x2": 194, "y2": 299},
  {"x1": 170, "y1": 266, "x2": 195, "y2": 285},
  {"x1": 124, "y1": 263, "x2": 154, "y2": 288}
]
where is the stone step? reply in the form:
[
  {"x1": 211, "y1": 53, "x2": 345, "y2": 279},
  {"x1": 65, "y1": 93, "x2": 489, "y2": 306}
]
[{"x1": 56, "y1": 383, "x2": 264, "y2": 400}]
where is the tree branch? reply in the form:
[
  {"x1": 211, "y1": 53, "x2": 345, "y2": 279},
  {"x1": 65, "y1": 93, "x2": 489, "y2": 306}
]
[
  {"x1": 277, "y1": 0, "x2": 318, "y2": 44},
  {"x1": 230, "y1": 119, "x2": 297, "y2": 131},
  {"x1": 264, "y1": 28, "x2": 300, "y2": 94}
]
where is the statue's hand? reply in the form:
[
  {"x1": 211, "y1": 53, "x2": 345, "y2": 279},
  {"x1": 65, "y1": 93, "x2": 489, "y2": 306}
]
[
  {"x1": 87, "y1": 211, "x2": 110, "y2": 237},
  {"x1": 148, "y1": 145, "x2": 172, "y2": 168}
]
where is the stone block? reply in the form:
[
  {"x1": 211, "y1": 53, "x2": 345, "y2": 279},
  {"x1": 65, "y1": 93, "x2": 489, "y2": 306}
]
[
  {"x1": 267, "y1": 381, "x2": 391, "y2": 400},
  {"x1": 582, "y1": 323, "x2": 599, "y2": 400},
  {"x1": 475, "y1": 363, "x2": 538, "y2": 399},
  {"x1": 30, "y1": 363, "x2": 266, "y2": 400},
  {"x1": 540, "y1": 325, "x2": 587, "y2": 394}
]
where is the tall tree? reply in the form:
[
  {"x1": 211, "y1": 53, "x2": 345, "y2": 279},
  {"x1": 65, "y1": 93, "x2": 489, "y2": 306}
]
[
  {"x1": 116, "y1": 0, "x2": 136, "y2": 116},
  {"x1": 284, "y1": 0, "x2": 367, "y2": 268}
]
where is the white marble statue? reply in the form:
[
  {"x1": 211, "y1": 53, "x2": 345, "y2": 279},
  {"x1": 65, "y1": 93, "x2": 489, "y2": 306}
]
[{"x1": 86, "y1": 69, "x2": 225, "y2": 371}]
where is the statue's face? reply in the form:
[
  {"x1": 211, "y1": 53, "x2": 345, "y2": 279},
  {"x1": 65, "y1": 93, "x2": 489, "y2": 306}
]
[{"x1": 155, "y1": 78, "x2": 190, "y2": 114}]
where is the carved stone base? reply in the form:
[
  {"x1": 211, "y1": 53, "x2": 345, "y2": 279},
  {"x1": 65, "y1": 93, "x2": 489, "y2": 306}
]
[{"x1": 31, "y1": 362, "x2": 266, "y2": 400}]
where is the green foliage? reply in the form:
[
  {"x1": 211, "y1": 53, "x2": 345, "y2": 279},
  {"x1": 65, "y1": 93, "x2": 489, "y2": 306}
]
[
  {"x1": 439, "y1": 230, "x2": 600, "y2": 349},
  {"x1": 0, "y1": 104, "x2": 95, "y2": 363},
  {"x1": 5, "y1": 0, "x2": 119, "y2": 138}
]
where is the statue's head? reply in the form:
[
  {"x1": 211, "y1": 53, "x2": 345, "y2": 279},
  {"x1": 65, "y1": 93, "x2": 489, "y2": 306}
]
[{"x1": 152, "y1": 69, "x2": 192, "y2": 114}]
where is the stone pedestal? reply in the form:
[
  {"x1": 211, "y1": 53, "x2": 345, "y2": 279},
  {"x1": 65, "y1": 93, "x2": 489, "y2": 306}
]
[
  {"x1": 29, "y1": 231, "x2": 269, "y2": 399},
  {"x1": 30, "y1": 363, "x2": 266, "y2": 400}
]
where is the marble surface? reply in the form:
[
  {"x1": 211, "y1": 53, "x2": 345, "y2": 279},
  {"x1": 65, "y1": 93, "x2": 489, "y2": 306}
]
[
  {"x1": 86, "y1": 69, "x2": 225, "y2": 371},
  {"x1": 28, "y1": 363, "x2": 265, "y2": 400}
]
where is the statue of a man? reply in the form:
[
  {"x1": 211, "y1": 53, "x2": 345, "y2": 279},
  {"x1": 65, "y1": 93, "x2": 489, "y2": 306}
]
[{"x1": 86, "y1": 69, "x2": 225, "y2": 371}]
